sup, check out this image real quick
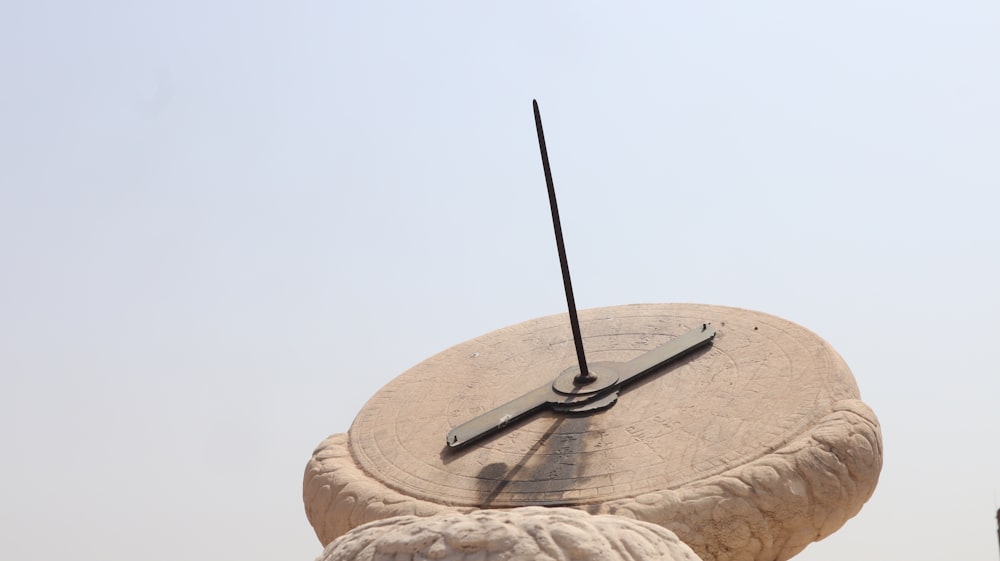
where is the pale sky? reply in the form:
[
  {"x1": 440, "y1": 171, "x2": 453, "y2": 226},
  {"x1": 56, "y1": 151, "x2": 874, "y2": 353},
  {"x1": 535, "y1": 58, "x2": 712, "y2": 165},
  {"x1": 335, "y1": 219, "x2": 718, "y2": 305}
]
[{"x1": 2, "y1": 2, "x2": 999, "y2": 560}]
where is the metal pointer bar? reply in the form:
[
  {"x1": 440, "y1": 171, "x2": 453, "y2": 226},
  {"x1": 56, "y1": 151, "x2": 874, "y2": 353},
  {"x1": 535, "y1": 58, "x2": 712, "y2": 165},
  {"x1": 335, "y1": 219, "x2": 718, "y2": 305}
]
[
  {"x1": 446, "y1": 385, "x2": 557, "y2": 448},
  {"x1": 446, "y1": 324, "x2": 716, "y2": 449},
  {"x1": 618, "y1": 323, "x2": 716, "y2": 386}
]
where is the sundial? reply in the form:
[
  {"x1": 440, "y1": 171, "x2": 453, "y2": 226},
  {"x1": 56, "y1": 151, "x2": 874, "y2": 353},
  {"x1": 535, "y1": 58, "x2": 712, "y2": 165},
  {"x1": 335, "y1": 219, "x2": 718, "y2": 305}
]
[{"x1": 304, "y1": 102, "x2": 882, "y2": 561}]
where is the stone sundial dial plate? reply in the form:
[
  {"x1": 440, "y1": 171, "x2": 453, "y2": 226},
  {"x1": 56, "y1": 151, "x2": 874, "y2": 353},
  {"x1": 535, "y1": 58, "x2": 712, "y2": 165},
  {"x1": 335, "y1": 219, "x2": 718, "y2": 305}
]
[{"x1": 348, "y1": 302, "x2": 863, "y2": 508}]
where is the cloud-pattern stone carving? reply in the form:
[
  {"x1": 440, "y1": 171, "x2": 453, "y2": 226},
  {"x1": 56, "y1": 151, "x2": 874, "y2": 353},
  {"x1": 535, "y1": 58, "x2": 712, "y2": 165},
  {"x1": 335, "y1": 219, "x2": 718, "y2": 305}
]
[{"x1": 318, "y1": 507, "x2": 703, "y2": 561}]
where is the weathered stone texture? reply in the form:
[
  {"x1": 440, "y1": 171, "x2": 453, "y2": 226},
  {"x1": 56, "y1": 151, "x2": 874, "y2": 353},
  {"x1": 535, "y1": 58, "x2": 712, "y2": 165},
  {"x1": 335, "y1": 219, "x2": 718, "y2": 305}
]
[
  {"x1": 318, "y1": 507, "x2": 703, "y2": 561},
  {"x1": 304, "y1": 399, "x2": 880, "y2": 561}
]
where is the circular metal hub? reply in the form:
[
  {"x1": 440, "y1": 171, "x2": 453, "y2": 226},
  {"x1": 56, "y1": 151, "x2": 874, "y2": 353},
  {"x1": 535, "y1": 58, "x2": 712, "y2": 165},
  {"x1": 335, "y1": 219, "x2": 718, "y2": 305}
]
[{"x1": 551, "y1": 363, "x2": 619, "y2": 397}]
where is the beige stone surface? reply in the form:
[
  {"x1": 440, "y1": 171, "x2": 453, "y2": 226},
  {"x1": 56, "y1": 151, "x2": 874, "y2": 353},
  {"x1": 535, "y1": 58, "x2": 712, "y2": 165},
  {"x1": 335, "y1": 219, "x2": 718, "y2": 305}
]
[
  {"x1": 304, "y1": 304, "x2": 883, "y2": 561},
  {"x1": 317, "y1": 507, "x2": 703, "y2": 561},
  {"x1": 305, "y1": 432, "x2": 467, "y2": 545}
]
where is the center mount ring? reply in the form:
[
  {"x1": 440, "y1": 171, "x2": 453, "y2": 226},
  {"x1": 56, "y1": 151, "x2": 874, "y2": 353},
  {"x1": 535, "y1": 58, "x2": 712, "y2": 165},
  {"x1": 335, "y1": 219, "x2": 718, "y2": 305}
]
[{"x1": 551, "y1": 363, "x2": 620, "y2": 397}]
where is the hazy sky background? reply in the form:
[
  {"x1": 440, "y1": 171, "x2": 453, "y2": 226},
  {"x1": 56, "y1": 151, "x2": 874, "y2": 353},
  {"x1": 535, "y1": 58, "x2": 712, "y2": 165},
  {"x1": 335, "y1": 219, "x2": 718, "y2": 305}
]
[{"x1": 2, "y1": 2, "x2": 999, "y2": 560}]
